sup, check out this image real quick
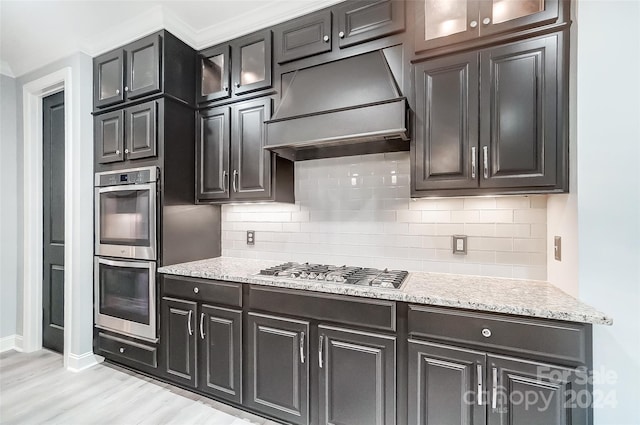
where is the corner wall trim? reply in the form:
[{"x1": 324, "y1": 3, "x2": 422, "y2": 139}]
[
  {"x1": 66, "y1": 351, "x2": 101, "y2": 372},
  {"x1": 0, "y1": 335, "x2": 24, "y2": 353}
]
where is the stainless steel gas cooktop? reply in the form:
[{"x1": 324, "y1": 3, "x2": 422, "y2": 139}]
[{"x1": 258, "y1": 262, "x2": 409, "y2": 289}]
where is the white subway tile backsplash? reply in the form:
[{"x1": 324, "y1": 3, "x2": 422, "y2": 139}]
[{"x1": 221, "y1": 153, "x2": 548, "y2": 280}]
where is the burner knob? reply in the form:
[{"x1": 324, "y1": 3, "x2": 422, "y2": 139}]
[
  {"x1": 316, "y1": 273, "x2": 326, "y2": 280},
  {"x1": 309, "y1": 272, "x2": 317, "y2": 279},
  {"x1": 300, "y1": 272, "x2": 308, "y2": 278}
]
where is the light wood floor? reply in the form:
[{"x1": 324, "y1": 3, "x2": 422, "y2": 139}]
[{"x1": 0, "y1": 349, "x2": 281, "y2": 425}]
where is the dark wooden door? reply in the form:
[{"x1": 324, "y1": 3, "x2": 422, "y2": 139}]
[
  {"x1": 95, "y1": 110, "x2": 124, "y2": 164},
  {"x1": 487, "y1": 354, "x2": 588, "y2": 425},
  {"x1": 197, "y1": 45, "x2": 231, "y2": 104},
  {"x1": 125, "y1": 34, "x2": 161, "y2": 100},
  {"x1": 42, "y1": 91, "x2": 65, "y2": 354},
  {"x1": 230, "y1": 98, "x2": 272, "y2": 200},
  {"x1": 93, "y1": 49, "x2": 124, "y2": 108},
  {"x1": 274, "y1": 9, "x2": 332, "y2": 64},
  {"x1": 319, "y1": 325, "x2": 397, "y2": 425},
  {"x1": 334, "y1": 0, "x2": 405, "y2": 49},
  {"x1": 162, "y1": 297, "x2": 197, "y2": 388},
  {"x1": 230, "y1": 30, "x2": 272, "y2": 96},
  {"x1": 408, "y1": 340, "x2": 486, "y2": 425},
  {"x1": 199, "y1": 305, "x2": 242, "y2": 404},
  {"x1": 479, "y1": 34, "x2": 559, "y2": 189},
  {"x1": 413, "y1": 52, "x2": 479, "y2": 192},
  {"x1": 246, "y1": 312, "x2": 310, "y2": 425},
  {"x1": 197, "y1": 106, "x2": 230, "y2": 201},
  {"x1": 125, "y1": 100, "x2": 157, "y2": 160}
]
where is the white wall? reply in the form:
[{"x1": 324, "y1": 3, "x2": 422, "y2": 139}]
[
  {"x1": 0, "y1": 74, "x2": 18, "y2": 343},
  {"x1": 223, "y1": 153, "x2": 549, "y2": 280},
  {"x1": 576, "y1": 0, "x2": 640, "y2": 423}
]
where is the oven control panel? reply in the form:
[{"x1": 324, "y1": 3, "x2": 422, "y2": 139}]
[{"x1": 95, "y1": 166, "x2": 158, "y2": 187}]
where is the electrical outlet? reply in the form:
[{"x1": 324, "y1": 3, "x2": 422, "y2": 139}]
[
  {"x1": 247, "y1": 230, "x2": 255, "y2": 245},
  {"x1": 554, "y1": 236, "x2": 562, "y2": 261},
  {"x1": 452, "y1": 235, "x2": 467, "y2": 255}
]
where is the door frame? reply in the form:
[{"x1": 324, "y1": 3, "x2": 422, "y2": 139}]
[{"x1": 22, "y1": 65, "x2": 98, "y2": 371}]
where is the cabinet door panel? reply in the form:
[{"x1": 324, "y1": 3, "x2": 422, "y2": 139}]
[
  {"x1": 197, "y1": 107, "x2": 230, "y2": 201},
  {"x1": 414, "y1": 52, "x2": 479, "y2": 191},
  {"x1": 125, "y1": 101, "x2": 157, "y2": 160},
  {"x1": 246, "y1": 313, "x2": 309, "y2": 425},
  {"x1": 125, "y1": 34, "x2": 161, "y2": 100},
  {"x1": 95, "y1": 110, "x2": 124, "y2": 164},
  {"x1": 335, "y1": 0, "x2": 405, "y2": 49},
  {"x1": 408, "y1": 340, "x2": 486, "y2": 425},
  {"x1": 488, "y1": 354, "x2": 588, "y2": 425},
  {"x1": 275, "y1": 10, "x2": 332, "y2": 64},
  {"x1": 231, "y1": 98, "x2": 272, "y2": 200},
  {"x1": 199, "y1": 305, "x2": 241, "y2": 404},
  {"x1": 319, "y1": 325, "x2": 396, "y2": 425},
  {"x1": 231, "y1": 30, "x2": 272, "y2": 96},
  {"x1": 94, "y1": 49, "x2": 124, "y2": 108},
  {"x1": 480, "y1": 34, "x2": 559, "y2": 188},
  {"x1": 415, "y1": 0, "x2": 479, "y2": 52},
  {"x1": 161, "y1": 297, "x2": 197, "y2": 388},
  {"x1": 480, "y1": 0, "x2": 559, "y2": 36},
  {"x1": 198, "y1": 45, "x2": 231, "y2": 104}
]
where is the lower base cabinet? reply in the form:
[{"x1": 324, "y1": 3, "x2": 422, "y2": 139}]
[
  {"x1": 161, "y1": 297, "x2": 242, "y2": 404},
  {"x1": 409, "y1": 339, "x2": 589, "y2": 425}
]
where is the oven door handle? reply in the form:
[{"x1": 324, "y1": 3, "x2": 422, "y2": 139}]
[{"x1": 188, "y1": 310, "x2": 193, "y2": 336}]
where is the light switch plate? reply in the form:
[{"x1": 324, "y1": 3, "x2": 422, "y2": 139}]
[
  {"x1": 554, "y1": 236, "x2": 561, "y2": 261},
  {"x1": 452, "y1": 235, "x2": 467, "y2": 255},
  {"x1": 247, "y1": 230, "x2": 255, "y2": 245}
]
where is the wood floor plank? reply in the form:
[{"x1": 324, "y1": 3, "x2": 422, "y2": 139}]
[{"x1": 0, "y1": 350, "x2": 276, "y2": 425}]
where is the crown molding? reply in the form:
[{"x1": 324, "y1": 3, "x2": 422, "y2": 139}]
[{"x1": 1, "y1": 61, "x2": 15, "y2": 78}]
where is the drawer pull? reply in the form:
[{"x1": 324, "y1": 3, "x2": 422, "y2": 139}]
[
  {"x1": 477, "y1": 364, "x2": 483, "y2": 405},
  {"x1": 119, "y1": 347, "x2": 125, "y2": 354},
  {"x1": 200, "y1": 312, "x2": 206, "y2": 340},
  {"x1": 319, "y1": 335, "x2": 324, "y2": 368},
  {"x1": 193, "y1": 287, "x2": 199, "y2": 294},
  {"x1": 188, "y1": 310, "x2": 193, "y2": 336},
  {"x1": 299, "y1": 331, "x2": 305, "y2": 364},
  {"x1": 482, "y1": 328, "x2": 492, "y2": 338},
  {"x1": 492, "y1": 367, "x2": 498, "y2": 409}
]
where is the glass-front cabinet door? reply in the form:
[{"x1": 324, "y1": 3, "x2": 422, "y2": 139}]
[
  {"x1": 198, "y1": 45, "x2": 231, "y2": 103},
  {"x1": 231, "y1": 30, "x2": 272, "y2": 96},
  {"x1": 94, "y1": 49, "x2": 125, "y2": 108},
  {"x1": 415, "y1": 0, "x2": 559, "y2": 53},
  {"x1": 125, "y1": 34, "x2": 161, "y2": 100}
]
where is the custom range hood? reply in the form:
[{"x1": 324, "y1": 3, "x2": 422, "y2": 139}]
[{"x1": 265, "y1": 48, "x2": 408, "y2": 161}]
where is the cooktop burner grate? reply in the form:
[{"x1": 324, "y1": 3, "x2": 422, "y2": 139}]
[{"x1": 258, "y1": 262, "x2": 409, "y2": 289}]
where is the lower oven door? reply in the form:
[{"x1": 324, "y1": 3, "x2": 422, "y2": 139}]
[{"x1": 95, "y1": 257, "x2": 157, "y2": 342}]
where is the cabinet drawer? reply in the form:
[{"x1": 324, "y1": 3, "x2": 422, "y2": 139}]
[
  {"x1": 163, "y1": 276, "x2": 242, "y2": 307},
  {"x1": 408, "y1": 305, "x2": 588, "y2": 365},
  {"x1": 98, "y1": 332, "x2": 157, "y2": 368},
  {"x1": 250, "y1": 286, "x2": 396, "y2": 332}
]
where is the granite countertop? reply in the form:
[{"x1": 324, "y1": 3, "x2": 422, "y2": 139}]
[{"x1": 158, "y1": 257, "x2": 612, "y2": 325}]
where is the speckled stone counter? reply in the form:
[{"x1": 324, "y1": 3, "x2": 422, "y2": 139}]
[{"x1": 158, "y1": 257, "x2": 612, "y2": 325}]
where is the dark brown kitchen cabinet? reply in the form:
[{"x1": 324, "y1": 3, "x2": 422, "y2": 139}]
[
  {"x1": 274, "y1": 9, "x2": 333, "y2": 64},
  {"x1": 334, "y1": 0, "x2": 405, "y2": 49},
  {"x1": 162, "y1": 297, "x2": 198, "y2": 388},
  {"x1": 246, "y1": 312, "x2": 310, "y2": 425},
  {"x1": 197, "y1": 30, "x2": 272, "y2": 105},
  {"x1": 415, "y1": 0, "x2": 560, "y2": 53},
  {"x1": 93, "y1": 30, "x2": 195, "y2": 110},
  {"x1": 318, "y1": 325, "x2": 397, "y2": 425},
  {"x1": 197, "y1": 97, "x2": 294, "y2": 203},
  {"x1": 412, "y1": 31, "x2": 566, "y2": 196},
  {"x1": 95, "y1": 100, "x2": 158, "y2": 164}
]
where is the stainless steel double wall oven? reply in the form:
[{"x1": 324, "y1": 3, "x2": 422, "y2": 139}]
[{"x1": 94, "y1": 167, "x2": 158, "y2": 342}]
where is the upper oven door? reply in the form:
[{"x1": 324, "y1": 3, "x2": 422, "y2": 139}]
[{"x1": 95, "y1": 182, "x2": 157, "y2": 260}]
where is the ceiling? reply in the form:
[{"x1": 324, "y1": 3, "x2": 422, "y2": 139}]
[{"x1": 0, "y1": 0, "x2": 343, "y2": 77}]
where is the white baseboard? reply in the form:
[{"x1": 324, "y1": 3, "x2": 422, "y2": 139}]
[
  {"x1": 66, "y1": 351, "x2": 101, "y2": 372},
  {"x1": 0, "y1": 335, "x2": 23, "y2": 353}
]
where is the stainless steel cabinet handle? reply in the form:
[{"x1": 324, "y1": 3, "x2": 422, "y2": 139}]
[
  {"x1": 188, "y1": 310, "x2": 193, "y2": 336},
  {"x1": 232, "y1": 170, "x2": 238, "y2": 193},
  {"x1": 338, "y1": 31, "x2": 345, "y2": 38},
  {"x1": 470, "y1": 20, "x2": 478, "y2": 28},
  {"x1": 477, "y1": 364, "x2": 483, "y2": 405},
  {"x1": 115, "y1": 89, "x2": 120, "y2": 95},
  {"x1": 318, "y1": 335, "x2": 324, "y2": 368},
  {"x1": 299, "y1": 332, "x2": 305, "y2": 364},
  {"x1": 235, "y1": 82, "x2": 240, "y2": 88},
  {"x1": 483, "y1": 146, "x2": 489, "y2": 179},
  {"x1": 482, "y1": 328, "x2": 492, "y2": 338},
  {"x1": 124, "y1": 86, "x2": 129, "y2": 92},
  {"x1": 223, "y1": 170, "x2": 229, "y2": 192},
  {"x1": 124, "y1": 148, "x2": 129, "y2": 154},
  {"x1": 492, "y1": 367, "x2": 498, "y2": 409},
  {"x1": 223, "y1": 86, "x2": 229, "y2": 92},
  {"x1": 200, "y1": 312, "x2": 205, "y2": 340},
  {"x1": 471, "y1": 146, "x2": 477, "y2": 178},
  {"x1": 119, "y1": 347, "x2": 125, "y2": 353},
  {"x1": 323, "y1": 35, "x2": 329, "y2": 42},
  {"x1": 483, "y1": 17, "x2": 491, "y2": 25},
  {"x1": 193, "y1": 287, "x2": 199, "y2": 294}
]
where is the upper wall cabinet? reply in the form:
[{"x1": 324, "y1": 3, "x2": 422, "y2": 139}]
[
  {"x1": 197, "y1": 30, "x2": 272, "y2": 105},
  {"x1": 415, "y1": 0, "x2": 559, "y2": 53},
  {"x1": 412, "y1": 31, "x2": 567, "y2": 196},
  {"x1": 273, "y1": 0, "x2": 405, "y2": 65},
  {"x1": 93, "y1": 31, "x2": 195, "y2": 110}
]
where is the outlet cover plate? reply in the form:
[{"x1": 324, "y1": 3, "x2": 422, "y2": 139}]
[
  {"x1": 452, "y1": 235, "x2": 467, "y2": 255},
  {"x1": 247, "y1": 230, "x2": 255, "y2": 245},
  {"x1": 554, "y1": 236, "x2": 561, "y2": 261}
]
